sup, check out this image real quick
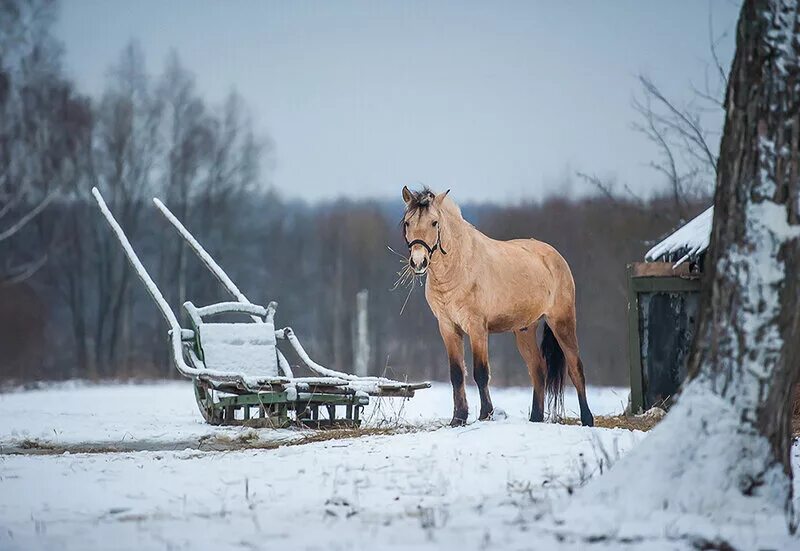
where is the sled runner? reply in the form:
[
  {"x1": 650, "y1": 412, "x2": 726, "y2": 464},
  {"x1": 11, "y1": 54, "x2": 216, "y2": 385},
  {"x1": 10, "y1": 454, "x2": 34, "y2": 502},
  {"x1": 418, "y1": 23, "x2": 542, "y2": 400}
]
[{"x1": 92, "y1": 188, "x2": 429, "y2": 428}]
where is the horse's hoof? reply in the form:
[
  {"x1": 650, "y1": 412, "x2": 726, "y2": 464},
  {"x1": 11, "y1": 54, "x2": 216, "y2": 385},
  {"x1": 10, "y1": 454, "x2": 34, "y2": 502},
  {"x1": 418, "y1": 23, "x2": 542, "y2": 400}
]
[
  {"x1": 449, "y1": 417, "x2": 467, "y2": 427},
  {"x1": 478, "y1": 405, "x2": 495, "y2": 421},
  {"x1": 581, "y1": 413, "x2": 595, "y2": 427}
]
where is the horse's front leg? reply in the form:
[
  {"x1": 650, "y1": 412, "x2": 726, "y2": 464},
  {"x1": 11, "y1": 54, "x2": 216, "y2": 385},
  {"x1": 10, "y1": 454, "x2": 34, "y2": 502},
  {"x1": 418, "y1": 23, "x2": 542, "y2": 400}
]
[
  {"x1": 469, "y1": 326, "x2": 494, "y2": 420},
  {"x1": 439, "y1": 321, "x2": 468, "y2": 426}
]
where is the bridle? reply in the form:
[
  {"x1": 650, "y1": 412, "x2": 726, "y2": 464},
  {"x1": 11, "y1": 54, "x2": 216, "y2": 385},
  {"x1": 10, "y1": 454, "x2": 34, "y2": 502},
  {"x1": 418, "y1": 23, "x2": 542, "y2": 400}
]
[{"x1": 405, "y1": 225, "x2": 447, "y2": 257}]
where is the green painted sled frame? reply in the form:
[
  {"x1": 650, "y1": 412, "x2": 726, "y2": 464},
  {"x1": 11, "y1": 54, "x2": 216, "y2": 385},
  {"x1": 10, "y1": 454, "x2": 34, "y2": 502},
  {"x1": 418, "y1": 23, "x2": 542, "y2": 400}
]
[{"x1": 193, "y1": 380, "x2": 370, "y2": 428}]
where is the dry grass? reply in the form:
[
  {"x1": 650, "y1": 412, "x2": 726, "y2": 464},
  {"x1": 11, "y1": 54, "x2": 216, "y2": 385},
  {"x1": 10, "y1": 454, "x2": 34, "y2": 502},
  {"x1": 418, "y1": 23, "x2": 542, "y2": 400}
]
[
  {"x1": 291, "y1": 425, "x2": 418, "y2": 445},
  {"x1": 12, "y1": 439, "x2": 147, "y2": 455},
  {"x1": 209, "y1": 425, "x2": 420, "y2": 451},
  {"x1": 19, "y1": 438, "x2": 57, "y2": 450},
  {"x1": 561, "y1": 414, "x2": 662, "y2": 432}
]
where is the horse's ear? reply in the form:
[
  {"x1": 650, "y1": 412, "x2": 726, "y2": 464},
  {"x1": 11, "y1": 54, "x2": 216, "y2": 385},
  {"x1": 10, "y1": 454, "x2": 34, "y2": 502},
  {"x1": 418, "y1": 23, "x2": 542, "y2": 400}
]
[
  {"x1": 434, "y1": 189, "x2": 451, "y2": 206},
  {"x1": 402, "y1": 186, "x2": 413, "y2": 206}
]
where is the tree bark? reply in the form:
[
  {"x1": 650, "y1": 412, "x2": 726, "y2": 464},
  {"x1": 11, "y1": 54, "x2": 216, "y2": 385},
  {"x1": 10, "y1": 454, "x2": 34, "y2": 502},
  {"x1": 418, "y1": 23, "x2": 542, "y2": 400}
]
[{"x1": 686, "y1": 0, "x2": 800, "y2": 485}]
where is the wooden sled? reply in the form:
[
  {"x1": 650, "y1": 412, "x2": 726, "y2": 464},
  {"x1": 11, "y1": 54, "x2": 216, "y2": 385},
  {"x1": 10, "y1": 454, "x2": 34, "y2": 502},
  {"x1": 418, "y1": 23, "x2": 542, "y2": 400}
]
[{"x1": 92, "y1": 188, "x2": 429, "y2": 428}]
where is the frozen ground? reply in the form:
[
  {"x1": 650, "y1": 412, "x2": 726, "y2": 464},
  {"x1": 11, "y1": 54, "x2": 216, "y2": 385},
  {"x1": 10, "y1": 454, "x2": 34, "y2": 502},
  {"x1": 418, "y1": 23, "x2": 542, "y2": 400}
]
[
  {"x1": 0, "y1": 381, "x2": 628, "y2": 450},
  {"x1": 0, "y1": 382, "x2": 796, "y2": 550}
]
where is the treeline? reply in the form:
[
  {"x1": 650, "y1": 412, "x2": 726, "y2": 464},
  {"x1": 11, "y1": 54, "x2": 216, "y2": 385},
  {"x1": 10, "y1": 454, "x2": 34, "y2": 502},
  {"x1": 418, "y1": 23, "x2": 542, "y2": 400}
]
[
  {"x1": 3, "y1": 190, "x2": 705, "y2": 387},
  {"x1": 0, "y1": 0, "x2": 708, "y2": 387}
]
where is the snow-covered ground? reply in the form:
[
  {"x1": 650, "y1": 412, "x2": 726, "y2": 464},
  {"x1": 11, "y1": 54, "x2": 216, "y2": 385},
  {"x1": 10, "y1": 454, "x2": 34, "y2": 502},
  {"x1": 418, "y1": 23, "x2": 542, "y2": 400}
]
[
  {"x1": 0, "y1": 381, "x2": 628, "y2": 450},
  {"x1": 0, "y1": 382, "x2": 796, "y2": 550}
]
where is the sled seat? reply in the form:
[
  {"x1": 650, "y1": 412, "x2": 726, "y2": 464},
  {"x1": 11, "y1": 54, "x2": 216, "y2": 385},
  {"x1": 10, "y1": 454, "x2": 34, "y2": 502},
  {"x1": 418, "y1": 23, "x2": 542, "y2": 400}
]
[
  {"x1": 200, "y1": 323, "x2": 279, "y2": 377},
  {"x1": 184, "y1": 301, "x2": 284, "y2": 385}
]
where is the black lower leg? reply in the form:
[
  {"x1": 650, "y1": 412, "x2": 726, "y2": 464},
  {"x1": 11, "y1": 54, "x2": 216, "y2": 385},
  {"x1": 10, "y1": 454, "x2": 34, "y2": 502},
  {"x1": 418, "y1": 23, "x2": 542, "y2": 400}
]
[
  {"x1": 575, "y1": 359, "x2": 594, "y2": 426},
  {"x1": 530, "y1": 391, "x2": 544, "y2": 422},
  {"x1": 578, "y1": 394, "x2": 594, "y2": 426},
  {"x1": 450, "y1": 361, "x2": 468, "y2": 426},
  {"x1": 473, "y1": 362, "x2": 494, "y2": 420}
]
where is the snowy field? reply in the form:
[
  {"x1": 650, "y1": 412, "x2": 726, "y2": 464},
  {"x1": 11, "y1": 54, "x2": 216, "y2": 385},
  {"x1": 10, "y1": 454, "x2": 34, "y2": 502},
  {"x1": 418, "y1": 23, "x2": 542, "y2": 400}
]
[{"x1": 0, "y1": 382, "x2": 797, "y2": 550}]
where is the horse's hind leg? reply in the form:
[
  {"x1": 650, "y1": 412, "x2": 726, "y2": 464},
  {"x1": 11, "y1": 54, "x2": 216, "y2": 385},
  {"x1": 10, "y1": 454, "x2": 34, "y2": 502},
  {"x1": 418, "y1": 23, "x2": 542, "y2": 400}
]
[
  {"x1": 469, "y1": 326, "x2": 494, "y2": 420},
  {"x1": 439, "y1": 321, "x2": 468, "y2": 426},
  {"x1": 514, "y1": 324, "x2": 545, "y2": 422},
  {"x1": 548, "y1": 315, "x2": 594, "y2": 427}
]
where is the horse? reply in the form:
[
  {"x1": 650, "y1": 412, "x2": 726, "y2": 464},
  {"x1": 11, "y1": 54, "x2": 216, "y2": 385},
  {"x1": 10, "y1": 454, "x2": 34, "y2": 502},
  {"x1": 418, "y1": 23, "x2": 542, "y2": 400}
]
[{"x1": 401, "y1": 186, "x2": 594, "y2": 427}]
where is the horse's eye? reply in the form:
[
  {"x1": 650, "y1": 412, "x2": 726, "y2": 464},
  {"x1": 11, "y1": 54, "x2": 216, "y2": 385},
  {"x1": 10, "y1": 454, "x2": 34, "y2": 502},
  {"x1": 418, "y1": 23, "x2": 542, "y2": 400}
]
[{"x1": 432, "y1": 221, "x2": 438, "y2": 227}]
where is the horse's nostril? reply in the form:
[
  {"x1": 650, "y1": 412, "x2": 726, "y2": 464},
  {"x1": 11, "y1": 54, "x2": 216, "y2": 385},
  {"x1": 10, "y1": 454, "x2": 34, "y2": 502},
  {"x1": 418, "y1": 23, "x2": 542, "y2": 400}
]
[
  {"x1": 421, "y1": 258, "x2": 428, "y2": 268},
  {"x1": 409, "y1": 258, "x2": 417, "y2": 269}
]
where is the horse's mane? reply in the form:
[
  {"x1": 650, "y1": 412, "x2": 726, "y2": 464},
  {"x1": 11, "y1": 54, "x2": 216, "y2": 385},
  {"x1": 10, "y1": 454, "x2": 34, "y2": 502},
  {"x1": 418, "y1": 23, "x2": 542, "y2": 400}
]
[
  {"x1": 403, "y1": 186, "x2": 436, "y2": 218},
  {"x1": 403, "y1": 186, "x2": 461, "y2": 218}
]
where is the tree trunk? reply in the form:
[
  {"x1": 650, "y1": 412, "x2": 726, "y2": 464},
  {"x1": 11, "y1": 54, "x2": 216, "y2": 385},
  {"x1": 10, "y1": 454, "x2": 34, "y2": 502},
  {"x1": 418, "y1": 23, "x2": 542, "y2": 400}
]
[
  {"x1": 555, "y1": 0, "x2": 800, "y2": 542},
  {"x1": 685, "y1": 0, "x2": 800, "y2": 483}
]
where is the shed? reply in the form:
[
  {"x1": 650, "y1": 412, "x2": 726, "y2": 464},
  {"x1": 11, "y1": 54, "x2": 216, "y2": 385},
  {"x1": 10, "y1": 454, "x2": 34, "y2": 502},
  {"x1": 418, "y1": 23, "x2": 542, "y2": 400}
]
[{"x1": 627, "y1": 207, "x2": 712, "y2": 413}]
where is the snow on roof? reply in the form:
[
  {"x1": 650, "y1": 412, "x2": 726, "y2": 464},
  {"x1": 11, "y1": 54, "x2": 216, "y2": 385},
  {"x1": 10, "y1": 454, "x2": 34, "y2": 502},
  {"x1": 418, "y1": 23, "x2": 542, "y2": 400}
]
[{"x1": 645, "y1": 206, "x2": 713, "y2": 267}]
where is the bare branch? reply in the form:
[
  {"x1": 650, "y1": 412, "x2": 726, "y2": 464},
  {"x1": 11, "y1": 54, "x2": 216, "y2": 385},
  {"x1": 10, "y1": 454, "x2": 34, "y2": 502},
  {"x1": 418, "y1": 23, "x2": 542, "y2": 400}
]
[
  {"x1": 708, "y1": 8, "x2": 730, "y2": 91},
  {"x1": 0, "y1": 189, "x2": 58, "y2": 242},
  {"x1": 0, "y1": 182, "x2": 28, "y2": 221},
  {"x1": 690, "y1": 79, "x2": 724, "y2": 109},
  {"x1": 575, "y1": 171, "x2": 616, "y2": 201},
  {"x1": 2, "y1": 254, "x2": 48, "y2": 285},
  {"x1": 637, "y1": 75, "x2": 718, "y2": 175}
]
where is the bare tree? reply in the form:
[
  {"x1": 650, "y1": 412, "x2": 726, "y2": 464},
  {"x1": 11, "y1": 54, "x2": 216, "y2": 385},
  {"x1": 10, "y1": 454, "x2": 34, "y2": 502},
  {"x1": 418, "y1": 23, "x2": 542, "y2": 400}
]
[
  {"x1": 202, "y1": 91, "x2": 266, "y2": 204},
  {"x1": 156, "y1": 52, "x2": 213, "y2": 312},
  {"x1": 558, "y1": 0, "x2": 800, "y2": 542},
  {"x1": 91, "y1": 41, "x2": 162, "y2": 373},
  {"x1": 194, "y1": 90, "x2": 265, "y2": 295},
  {"x1": 0, "y1": 0, "x2": 89, "y2": 282},
  {"x1": 631, "y1": 73, "x2": 720, "y2": 219}
]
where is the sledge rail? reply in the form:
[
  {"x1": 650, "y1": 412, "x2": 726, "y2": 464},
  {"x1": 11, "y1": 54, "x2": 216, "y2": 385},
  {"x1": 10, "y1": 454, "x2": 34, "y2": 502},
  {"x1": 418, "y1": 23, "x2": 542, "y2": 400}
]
[
  {"x1": 152, "y1": 198, "x2": 257, "y2": 318},
  {"x1": 91, "y1": 187, "x2": 269, "y2": 386},
  {"x1": 152, "y1": 196, "x2": 404, "y2": 385}
]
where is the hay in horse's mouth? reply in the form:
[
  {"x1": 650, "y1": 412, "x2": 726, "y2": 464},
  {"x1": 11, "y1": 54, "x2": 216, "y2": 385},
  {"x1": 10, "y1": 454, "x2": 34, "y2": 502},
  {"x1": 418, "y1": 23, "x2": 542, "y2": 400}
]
[{"x1": 388, "y1": 245, "x2": 427, "y2": 315}]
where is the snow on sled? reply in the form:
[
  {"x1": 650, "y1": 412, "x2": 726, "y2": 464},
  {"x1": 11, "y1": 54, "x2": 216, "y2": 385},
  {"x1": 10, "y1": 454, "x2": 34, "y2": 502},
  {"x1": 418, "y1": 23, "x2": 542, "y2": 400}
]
[{"x1": 92, "y1": 188, "x2": 429, "y2": 428}]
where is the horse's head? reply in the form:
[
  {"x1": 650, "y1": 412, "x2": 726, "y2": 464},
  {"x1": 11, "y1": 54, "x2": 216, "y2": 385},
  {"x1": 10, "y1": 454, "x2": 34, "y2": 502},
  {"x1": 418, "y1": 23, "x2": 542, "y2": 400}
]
[{"x1": 401, "y1": 186, "x2": 450, "y2": 275}]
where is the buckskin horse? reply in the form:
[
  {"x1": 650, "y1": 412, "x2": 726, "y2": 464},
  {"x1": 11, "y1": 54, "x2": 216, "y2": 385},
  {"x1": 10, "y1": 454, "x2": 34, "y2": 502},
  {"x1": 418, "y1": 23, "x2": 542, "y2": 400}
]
[{"x1": 401, "y1": 186, "x2": 594, "y2": 427}]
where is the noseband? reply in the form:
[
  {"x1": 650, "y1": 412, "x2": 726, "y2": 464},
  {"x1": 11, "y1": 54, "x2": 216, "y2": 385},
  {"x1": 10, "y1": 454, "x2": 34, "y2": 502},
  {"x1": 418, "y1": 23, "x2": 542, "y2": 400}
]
[{"x1": 405, "y1": 226, "x2": 448, "y2": 256}]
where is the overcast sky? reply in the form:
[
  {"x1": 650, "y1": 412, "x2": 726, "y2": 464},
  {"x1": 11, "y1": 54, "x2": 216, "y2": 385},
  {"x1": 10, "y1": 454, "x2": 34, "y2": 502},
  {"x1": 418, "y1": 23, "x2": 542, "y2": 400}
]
[{"x1": 55, "y1": 1, "x2": 742, "y2": 203}]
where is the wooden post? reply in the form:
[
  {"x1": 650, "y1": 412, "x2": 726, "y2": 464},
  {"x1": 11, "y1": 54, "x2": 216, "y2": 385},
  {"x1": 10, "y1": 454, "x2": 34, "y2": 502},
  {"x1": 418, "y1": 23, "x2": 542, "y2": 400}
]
[
  {"x1": 354, "y1": 289, "x2": 370, "y2": 377},
  {"x1": 626, "y1": 264, "x2": 645, "y2": 414}
]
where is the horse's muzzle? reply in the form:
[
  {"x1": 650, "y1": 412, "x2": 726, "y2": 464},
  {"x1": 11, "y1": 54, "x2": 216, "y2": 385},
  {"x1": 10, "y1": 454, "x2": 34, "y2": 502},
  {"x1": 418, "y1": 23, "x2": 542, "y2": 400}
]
[{"x1": 410, "y1": 255, "x2": 429, "y2": 274}]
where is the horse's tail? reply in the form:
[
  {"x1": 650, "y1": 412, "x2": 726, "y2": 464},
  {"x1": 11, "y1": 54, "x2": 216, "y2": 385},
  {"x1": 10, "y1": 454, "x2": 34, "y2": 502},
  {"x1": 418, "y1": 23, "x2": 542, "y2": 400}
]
[{"x1": 541, "y1": 322, "x2": 565, "y2": 419}]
